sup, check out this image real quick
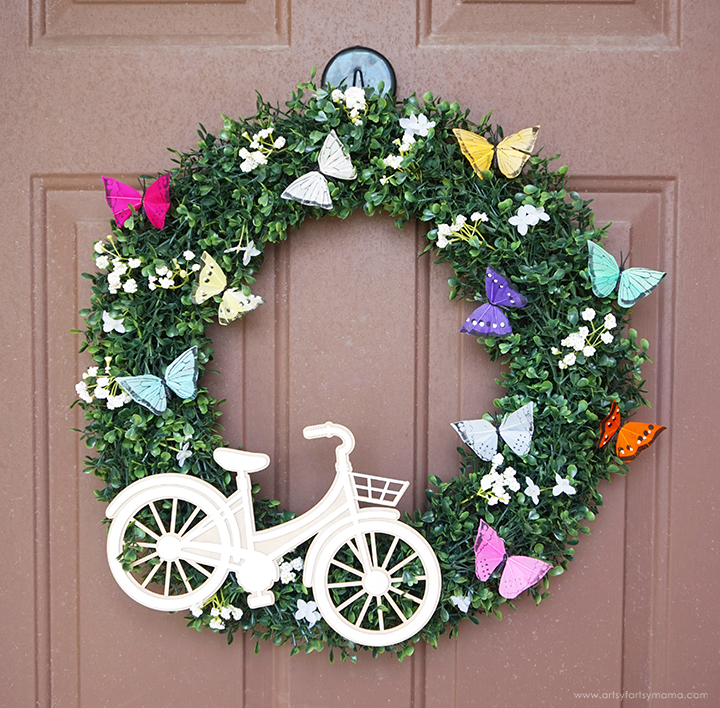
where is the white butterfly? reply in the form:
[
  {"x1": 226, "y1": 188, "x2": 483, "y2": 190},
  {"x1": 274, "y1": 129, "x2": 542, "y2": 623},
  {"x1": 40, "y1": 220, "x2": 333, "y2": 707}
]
[
  {"x1": 281, "y1": 130, "x2": 356, "y2": 209},
  {"x1": 452, "y1": 402, "x2": 534, "y2": 461}
]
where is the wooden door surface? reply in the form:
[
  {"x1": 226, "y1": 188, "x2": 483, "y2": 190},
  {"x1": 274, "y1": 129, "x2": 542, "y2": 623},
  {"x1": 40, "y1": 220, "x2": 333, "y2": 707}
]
[{"x1": 2, "y1": 0, "x2": 718, "y2": 706}]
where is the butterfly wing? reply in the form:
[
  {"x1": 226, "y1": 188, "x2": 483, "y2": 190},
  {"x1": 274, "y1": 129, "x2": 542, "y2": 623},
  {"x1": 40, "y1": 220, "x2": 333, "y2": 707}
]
[
  {"x1": 459, "y1": 302, "x2": 512, "y2": 336},
  {"x1": 452, "y1": 128, "x2": 495, "y2": 179},
  {"x1": 588, "y1": 241, "x2": 621, "y2": 298},
  {"x1": 617, "y1": 267, "x2": 666, "y2": 308},
  {"x1": 499, "y1": 556, "x2": 552, "y2": 599},
  {"x1": 474, "y1": 520, "x2": 507, "y2": 581},
  {"x1": 191, "y1": 251, "x2": 227, "y2": 305},
  {"x1": 485, "y1": 267, "x2": 527, "y2": 308},
  {"x1": 102, "y1": 176, "x2": 142, "y2": 228},
  {"x1": 615, "y1": 421, "x2": 666, "y2": 461},
  {"x1": 451, "y1": 419, "x2": 498, "y2": 461},
  {"x1": 218, "y1": 289, "x2": 264, "y2": 326},
  {"x1": 142, "y1": 174, "x2": 171, "y2": 229},
  {"x1": 317, "y1": 130, "x2": 356, "y2": 181},
  {"x1": 115, "y1": 375, "x2": 167, "y2": 415},
  {"x1": 495, "y1": 126, "x2": 540, "y2": 179},
  {"x1": 598, "y1": 400, "x2": 621, "y2": 448},
  {"x1": 281, "y1": 171, "x2": 332, "y2": 210},
  {"x1": 498, "y1": 402, "x2": 534, "y2": 457},
  {"x1": 163, "y1": 346, "x2": 199, "y2": 401}
]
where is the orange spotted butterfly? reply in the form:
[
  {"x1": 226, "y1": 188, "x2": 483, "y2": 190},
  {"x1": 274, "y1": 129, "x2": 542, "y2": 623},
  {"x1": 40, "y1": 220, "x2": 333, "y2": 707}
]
[{"x1": 598, "y1": 400, "x2": 666, "y2": 461}]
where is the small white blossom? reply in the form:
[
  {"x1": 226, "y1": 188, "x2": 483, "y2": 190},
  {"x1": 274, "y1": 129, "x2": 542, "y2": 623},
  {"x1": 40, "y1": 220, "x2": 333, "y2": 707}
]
[
  {"x1": 398, "y1": 113, "x2": 436, "y2": 137},
  {"x1": 241, "y1": 240, "x2": 261, "y2": 266},
  {"x1": 94, "y1": 386, "x2": 109, "y2": 400},
  {"x1": 155, "y1": 265, "x2": 169, "y2": 276},
  {"x1": 491, "y1": 453, "x2": 504, "y2": 469},
  {"x1": 600, "y1": 331, "x2": 614, "y2": 344},
  {"x1": 450, "y1": 593, "x2": 472, "y2": 613},
  {"x1": 85, "y1": 367, "x2": 98, "y2": 378},
  {"x1": 437, "y1": 223, "x2": 452, "y2": 237},
  {"x1": 183, "y1": 250, "x2": 195, "y2": 261},
  {"x1": 112, "y1": 259, "x2": 128, "y2": 276},
  {"x1": 279, "y1": 565, "x2": 297, "y2": 584},
  {"x1": 581, "y1": 308, "x2": 596, "y2": 321},
  {"x1": 436, "y1": 232, "x2": 449, "y2": 248},
  {"x1": 383, "y1": 154, "x2": 403, "y2": 170},
  {"x1": 273, "y1": 136, "x2": 286, "y2": 149},
  {"x1": 551, "y1": 347, "x2": 560, "y2": 355},
  {"x1": 450, "y1": 215, "x2": 467, "y2": 232},
  {"x1": 106, "y1": 393, "x2": 130, "y2": 410},
  {"x1": 189, "y1": 603, "x2": 204, "y2": 617},
  {"x1": 471, "y1": 212, "x2": 488, "y2": 222},
  {"x1": 159, "y1": 277, "x2": 174, "y2": 289},
  {"x1": 604, "y1": 313, "x2": 617, "y2": 330},
  {"x1": 147, "y1": 276, "x2": 157, "y2": 291},
  {"x1": 524, "y1": 477, "x2": 541, "y2": 505},
  {"x1": 562, "y1": 352, "x2": 577, "y2": 367},
  {"x1": 123, "y1": 278, "x2": 138, "y2": 294},
  {"x1": 582, "y1": 345, "x2": 596, "y2": 357},
  {"x1": 107, "y1": 271, "x2": 121, "y2": 294},
  {"x1": 95, "y1": 255, "x2": 110, "y2": 270},
  {"x1": 295, "y1": 599, "x2": 322, "y2": 628},
  {"x1": 128, "y1": 258, "x2": 142, "y2": 269},
  {"x1": 508, "y1": 204, "x2": 549, "y2": 236},
  {"x1": 552, "y1": 474, "x2": 576, "y2": 497},
  {"x1": 102, "y1": 311, "x2": 125, "y2": 334},
  {"x1": 343, "y1": 86, "x2": 366, "y2": 110},
  {"x1": 380, "y1": 175, "x2": 389, "y2": 185},
  {"x1": 75, "y1": 381, "x2": 93, "y2": 403},
  {"x1": 176, "y1": 441, "x2": 193, "y2": 468},
  {"x1": 331, "y1": 89, "x2": 344, "y2": 103},
  {"x1": 209, "y1": 617, "x2": 225, "y2": 631},
  {"x1": 291, "y1": 557, "x2": 304, "y2": 571},
  {"x1": 94, "y1": 241, "x2": 106, "y2": 254}
]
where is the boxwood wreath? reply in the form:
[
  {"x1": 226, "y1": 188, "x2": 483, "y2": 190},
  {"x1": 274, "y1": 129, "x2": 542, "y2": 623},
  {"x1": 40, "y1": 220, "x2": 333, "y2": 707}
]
[{"x1": 75, "y1": 75, "x2": 662, "y2": 662}]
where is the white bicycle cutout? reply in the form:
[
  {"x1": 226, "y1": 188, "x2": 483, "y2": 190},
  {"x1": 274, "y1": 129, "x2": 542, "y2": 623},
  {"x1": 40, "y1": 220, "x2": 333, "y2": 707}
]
[{"x1": 106, "y1": 422, "x2": 442, "y2": 647}]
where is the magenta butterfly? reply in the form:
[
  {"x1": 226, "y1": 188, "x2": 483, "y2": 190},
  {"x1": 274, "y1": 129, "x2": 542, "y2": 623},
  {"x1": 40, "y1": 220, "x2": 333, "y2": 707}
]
[
  {"x1": 460, "y1": 266, "x2": 527, "y2": 337},
  {"x1": 102, "y1": 174, "x2": 171, "y2": 230},
  {"x1": 474, "y1": 520, "x2": 552, "y2": 599}
]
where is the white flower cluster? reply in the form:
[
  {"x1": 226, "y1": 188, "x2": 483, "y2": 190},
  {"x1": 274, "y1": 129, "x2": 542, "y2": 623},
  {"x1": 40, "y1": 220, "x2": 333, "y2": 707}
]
[
  {"x1": 508, "y1": 204, "x2": 550, "y2": 236},
  {"x1": 75, "y1": 358, "x2": 131, "y2": 410},
  {"x1": 238, "y1": 124, "x2": 285, "y2": 173},
  {"x1": 94, "y1": 239, "x2": 142, "y2": 294},
  {"x1": 380, "y1": 114, "x2": 436, "y2": 185},
  {"x1": 330, "y1": 86, "x2": 367, "y2": 125},
  {"x1": 553, "y1": 309, "x2": 617, "y2": 369},
  {"x1": 189, "y1": 601, "x2": 243, "y2": 631},
  {"x1": 436, "y1": 211, "x2": 489, "y2": 248},
  {"x1": 278, "y1": 555, "x2": 304, "y2": 584},
  {"x1": 478, "y1": 454, "x2": 520, "y2": 506},
  {"x1": 522, "y1": 471, "x2": 576, "y2": 505},
  {"x1": 147, "y1": 250, "x2": 200, "y2": 291}
]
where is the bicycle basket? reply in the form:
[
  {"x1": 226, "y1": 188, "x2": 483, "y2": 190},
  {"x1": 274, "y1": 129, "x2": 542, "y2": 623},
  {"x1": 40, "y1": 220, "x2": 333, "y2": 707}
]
[{"x1": 351, "y1": 472, "x2": 409, "y2": 507}]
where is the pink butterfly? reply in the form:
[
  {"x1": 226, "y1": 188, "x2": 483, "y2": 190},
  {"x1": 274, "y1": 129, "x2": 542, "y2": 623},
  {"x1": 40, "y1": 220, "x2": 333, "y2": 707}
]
[
  {"x1": 474, "y1": 520, "x2": 552, "y2": 599},
  {"x1": 102, "y1": 174, "x2": 171, "y2": 230}
]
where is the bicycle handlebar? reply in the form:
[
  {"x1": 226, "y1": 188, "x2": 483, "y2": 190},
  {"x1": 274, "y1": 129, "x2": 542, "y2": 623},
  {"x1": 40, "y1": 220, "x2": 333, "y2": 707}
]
[{"x1": 303, "y1": 422, "x2": 355, "y2": 474}]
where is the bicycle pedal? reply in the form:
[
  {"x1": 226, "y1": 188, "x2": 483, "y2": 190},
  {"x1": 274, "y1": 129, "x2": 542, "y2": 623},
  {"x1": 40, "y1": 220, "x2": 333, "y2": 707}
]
[{"x1": 247, "y1": 591, "x2": 275, "y2": 609}]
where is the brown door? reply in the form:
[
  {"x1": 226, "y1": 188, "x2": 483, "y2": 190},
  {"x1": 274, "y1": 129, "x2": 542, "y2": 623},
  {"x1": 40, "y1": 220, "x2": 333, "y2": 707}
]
[{"x1": 3, "y1": 1, "x2": 718, "y2": 705}]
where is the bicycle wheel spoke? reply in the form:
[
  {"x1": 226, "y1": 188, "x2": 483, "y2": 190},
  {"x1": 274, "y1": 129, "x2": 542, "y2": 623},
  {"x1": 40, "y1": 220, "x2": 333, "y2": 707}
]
[
  {"x1": 330, "y1": 558, "x2": 363, "y2": 578},
  {"x1": 170, "y1": 497, "x2": 178, "y2": 534},
  {"x1": 163, "y1": 561, "x2": 172, "y2": 596},
  {"x1": 354, "y1": 594, "x2": 372, "y2": 627},
  {"x1": 131, "y1": 519, "x2": 160, "y2": 542},
  {"x1": 149, "y1": 502, "x2": 166, "y2": 535},
  {"x1": 131, "y1": 551, "x2": 159, "y2": 568},
  {"x1": 389, "y1": 585, "x2": 424, "y2": 605},
  {"x1": 186, "y1": 559, "x2": 212, "y2": 578},
  {"x1": 336, "y1": 588, "x2": 367, "y2": 613},
  {"x1": 376, "y1": 599, "x2": 384, "y2": 632},
  {"x1": 328, "y1": 580, "x2": 364, "y2": 589},
  {"x1": 383, "y1": 591, "x2": 409, "y2": 624},
  {"x1": 387, "y1": 551, "x2": 419, "y2": 576},
  {"x1": 140, "y1": 560, "x2": 162, "y2": 588},
  {"x1": 175, "y1": 559, "x2": 193, "y2": 594},
  {"x1": 177, "y1": 505, "x2": 202, "y2": 536},
  {"x1": 381, "y1": 535, "x2": 400, "y2": 569},
  {"x1": 370, "y1": 532, "x2": 378, "y2": 567}
]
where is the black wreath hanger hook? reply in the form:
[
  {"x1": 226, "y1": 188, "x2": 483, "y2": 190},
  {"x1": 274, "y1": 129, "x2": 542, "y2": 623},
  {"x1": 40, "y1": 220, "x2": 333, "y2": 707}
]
[{"x1": 322, "y1": 46, "x2": 397, "y2": 96}]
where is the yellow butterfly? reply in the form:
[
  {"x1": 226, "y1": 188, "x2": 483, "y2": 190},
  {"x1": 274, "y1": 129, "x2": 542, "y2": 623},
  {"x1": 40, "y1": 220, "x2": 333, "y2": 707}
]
[
  {"x1": 453, "y1": 126, "x2": 540, "y2": 179},
  {"x1": 191, "y1": 251, "x2": 264, "y2": 326}
]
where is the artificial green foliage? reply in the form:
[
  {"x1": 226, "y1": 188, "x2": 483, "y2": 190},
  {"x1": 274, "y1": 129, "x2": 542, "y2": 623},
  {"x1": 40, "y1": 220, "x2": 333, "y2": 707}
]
[{"x1": 75, "y1": 77, "x2": 656, "y2": 661}]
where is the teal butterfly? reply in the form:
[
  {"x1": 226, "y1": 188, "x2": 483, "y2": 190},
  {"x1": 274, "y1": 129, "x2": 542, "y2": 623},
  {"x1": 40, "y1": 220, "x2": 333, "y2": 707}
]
[
  {"x1": 116, "y1": 346, "x2": 198, "y2": 415},
  {"x1": 588, "y1": 241, "x2": 665, "y2": 308}
]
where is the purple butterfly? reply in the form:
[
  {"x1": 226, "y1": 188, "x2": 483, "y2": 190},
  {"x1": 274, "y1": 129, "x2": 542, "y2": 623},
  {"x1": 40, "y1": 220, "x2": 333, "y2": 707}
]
[{"x1": 460, "y1": 267, "x2": 527, "y2": 337}]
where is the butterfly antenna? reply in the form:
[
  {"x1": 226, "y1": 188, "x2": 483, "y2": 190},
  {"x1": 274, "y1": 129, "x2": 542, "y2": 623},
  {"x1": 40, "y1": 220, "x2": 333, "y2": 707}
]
[{"x1": 619, "y1": 250, "x2": 631, "y2": 272}]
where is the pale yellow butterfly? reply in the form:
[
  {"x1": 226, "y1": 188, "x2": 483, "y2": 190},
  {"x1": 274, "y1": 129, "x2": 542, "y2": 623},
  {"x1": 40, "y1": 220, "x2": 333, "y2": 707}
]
[
  {"x1": 191, "y1": 251, "x2": 264, "y2": 326},
  {"x1": 453, "y1": 126, "x2": 539, "y2": 179}
]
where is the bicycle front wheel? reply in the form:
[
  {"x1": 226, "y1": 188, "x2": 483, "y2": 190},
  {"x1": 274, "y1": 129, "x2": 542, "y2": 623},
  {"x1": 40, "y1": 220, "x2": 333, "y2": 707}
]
[{"x1": 312, "y1": 520, "x2": 441, "y2": 647}]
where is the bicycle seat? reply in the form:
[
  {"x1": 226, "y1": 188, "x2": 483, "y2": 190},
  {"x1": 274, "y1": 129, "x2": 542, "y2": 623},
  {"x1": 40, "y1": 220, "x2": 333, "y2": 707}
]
[{"x1": 213, "y1": 447, "x2": 270, "y2": 474}]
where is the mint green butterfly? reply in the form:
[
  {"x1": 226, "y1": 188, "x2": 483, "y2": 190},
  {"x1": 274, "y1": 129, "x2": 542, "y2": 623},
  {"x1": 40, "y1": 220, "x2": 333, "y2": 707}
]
[
  {"x1": 588, "y1": 241, "x2": 665, "y2": 308},
  {"x1": 116, "y1": 346, "x2": 198, "y2": 415}
]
